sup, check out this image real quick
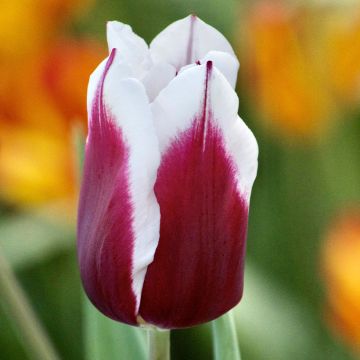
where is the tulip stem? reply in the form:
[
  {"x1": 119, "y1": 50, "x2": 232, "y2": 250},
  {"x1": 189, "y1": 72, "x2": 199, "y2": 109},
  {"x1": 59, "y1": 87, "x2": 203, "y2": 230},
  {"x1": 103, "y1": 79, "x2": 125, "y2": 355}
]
[
  {"x1": 0, "y1": 247, "x2": 60, "y2": 360},
  {"x1": 212, "y1": 310, "x2": 241, "y2": 360},
  {"x1": 148, "y1": 328, "x2": 170, "y2": 360}
]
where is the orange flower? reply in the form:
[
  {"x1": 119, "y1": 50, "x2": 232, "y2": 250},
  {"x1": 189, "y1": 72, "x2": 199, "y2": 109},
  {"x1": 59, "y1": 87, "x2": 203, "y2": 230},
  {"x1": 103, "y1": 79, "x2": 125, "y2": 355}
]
[
  {"x1": 322, "y1": 211, "x2": 360, "y2": 355},
  {"x1": 324, "y1": 9, "x2": 360, "y2": 104},
  {"x1": 0, "y1": 122, "x2": 75, "y2": 205},
  {"x1": 39, "y1": 0, "x2": 94, "y2": 26},
  {"x1": 0, "y1": 0, "x2": 93, "y2": 61},
  {"x1": 42, "y1": 40, "x2": 106, "y2": 124},
  {"x1": 237, "y1": 0, "x2": 360, "y2": 138},
  {"x1": 0, "y1": 57, "x2": 75, "y2": 206},
  {"x1": 0, "y1": 0, "x2": 104, "y2": 210}
]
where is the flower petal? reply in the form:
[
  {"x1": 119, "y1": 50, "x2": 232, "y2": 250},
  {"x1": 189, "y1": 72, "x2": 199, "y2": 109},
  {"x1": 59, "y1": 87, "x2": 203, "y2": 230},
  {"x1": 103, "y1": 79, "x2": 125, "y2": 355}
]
[
  {"x1": 107, "y1": 21, "x2": 152, "y2": 78},
  {"x1": 150, "y1": 15, "x2": 236, "y2": 71},
  {"x1": 78, "y1": 50, "x2": 160, "y2": 325},
  {"x1": 142, "y1": 62, "x2": 176, "y2": 102},
  {"x1": 200, "y1": 50, "x2": 239, "y2": 88},
  {"x1": 178, "y1": 50, "x2": 240, "y2": 88},
  {"x1": 139, "y1": 63, "x2": 258, "y2": 328}
]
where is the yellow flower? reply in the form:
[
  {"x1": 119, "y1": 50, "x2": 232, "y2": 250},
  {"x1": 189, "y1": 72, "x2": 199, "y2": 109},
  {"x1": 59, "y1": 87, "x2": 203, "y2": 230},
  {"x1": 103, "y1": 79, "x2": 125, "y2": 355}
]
[
  {"x1": 237, "y1": 0, "x2": 360, "y2": 138},
  {"x1": 0, "y1": 122, "x2": 75, "y2": 206},
  {"x1": 0, "y1": 0, "x2": 92, "y2": 60},
  {"x1": 0, "y1": 0, "x2": 103, "y2": 210},
  {"x1": 323, "y1": 9, "x2": 360, "y2": 104},
  {"x1": 322, "y1": 211, "x2": 360, "y2": 355},
  {"x1": 42, "y1": 40, "x2": 106, "y2": 123},
  {"x1": 0, "y1": 58, "x2": 75, "y2": 206}
]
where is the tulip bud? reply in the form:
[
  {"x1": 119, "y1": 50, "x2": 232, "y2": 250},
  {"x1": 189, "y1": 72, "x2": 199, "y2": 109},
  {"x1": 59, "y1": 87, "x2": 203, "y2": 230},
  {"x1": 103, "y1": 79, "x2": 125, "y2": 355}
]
[{"x1": 77, "y1": 15, "x2": 258, "y2": 329}]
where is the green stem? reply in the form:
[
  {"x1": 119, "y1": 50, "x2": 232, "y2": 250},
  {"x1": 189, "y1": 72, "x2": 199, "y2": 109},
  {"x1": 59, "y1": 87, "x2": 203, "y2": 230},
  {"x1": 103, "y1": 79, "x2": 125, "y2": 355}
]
[
  {"x1": 148, "y1": 328, "x2": 170, "y2": 360},
  {"x1": 212, "y1": 311, "x2": 241, "y2": 360},
  {"x1": 0, "y1": 247, "x2": 60, "y2": 360}
]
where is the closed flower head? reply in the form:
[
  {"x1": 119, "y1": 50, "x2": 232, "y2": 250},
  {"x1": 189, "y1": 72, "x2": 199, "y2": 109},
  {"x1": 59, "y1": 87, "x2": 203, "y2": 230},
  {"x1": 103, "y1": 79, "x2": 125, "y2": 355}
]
[{"x1": 77, "y1": 15, "x2": 258, "y2": 329}]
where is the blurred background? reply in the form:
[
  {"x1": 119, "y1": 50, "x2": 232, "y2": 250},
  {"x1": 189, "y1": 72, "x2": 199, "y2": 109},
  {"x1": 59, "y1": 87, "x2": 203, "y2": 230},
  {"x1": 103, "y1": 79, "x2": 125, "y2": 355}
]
[{"x1": 0, "y1": 0, "x2": 359, "y2": 359}]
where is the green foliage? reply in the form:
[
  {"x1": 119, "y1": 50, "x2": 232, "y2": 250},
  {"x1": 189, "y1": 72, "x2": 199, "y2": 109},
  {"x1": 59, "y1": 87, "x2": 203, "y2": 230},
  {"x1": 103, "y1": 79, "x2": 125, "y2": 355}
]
[
  {"x1": 83, "y1": 298, "x2": 147, "y2": 360},
  {"x1": 212, "y1": 311, "x2": 241, "y2": 360},
  {"x1": 0, "y1": 214, "x2": 74, "y2": 269}
]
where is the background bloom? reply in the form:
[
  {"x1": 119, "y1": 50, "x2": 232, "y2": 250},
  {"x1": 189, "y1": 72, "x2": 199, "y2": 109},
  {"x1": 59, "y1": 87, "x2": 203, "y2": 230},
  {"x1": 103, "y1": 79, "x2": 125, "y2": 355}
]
[
  {"x1": 237, "y1": 0, "x2": 360, "y2": 139},
  {"x1": 0, "y1": 0, "x2": 104, "y2": 209},
  {"x1": 322, "y1": 211, "x2": 360, "y2": 355}
]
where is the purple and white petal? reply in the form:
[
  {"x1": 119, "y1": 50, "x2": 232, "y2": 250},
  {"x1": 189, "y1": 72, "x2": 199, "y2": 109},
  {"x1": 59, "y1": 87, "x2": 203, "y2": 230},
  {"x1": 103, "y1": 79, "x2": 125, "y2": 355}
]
[
  {"x1": 142, "y1": 62, "x2": 176, "y2": 102},
  {"x1": 138, "y1": 63, "x2": 258, "y2": 328},
  {"x1": 199, "y1": 50, "x2": 239, "y2": 88},
  {"x1": 178, "y1": 50, "x2": 240, "y2": 88},
  {"x1": 78, "y1": 50, "x2": 160, "y2": 325},
  {"x1": 150, "y1": 15, "x2": 236, "y2": 71},
  {"x1": 107, "y1": 21, "x2": 152, "y2": 78}
]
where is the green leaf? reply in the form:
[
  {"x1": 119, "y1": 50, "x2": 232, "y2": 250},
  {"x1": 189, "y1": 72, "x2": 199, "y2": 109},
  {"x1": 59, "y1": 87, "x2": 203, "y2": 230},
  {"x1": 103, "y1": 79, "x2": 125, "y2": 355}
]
[
  {"x1": 211, "y1": 311, "x2": 241, "y2": 360},
  {"x1": 234, "y1": 261, "x2": 318, "y2": 360},
  {"x1": 83, "y1": 297, "x2": 147, "y2": 360},
  {"x1": 0, "y1": 214, "x2": 74, "y2": 270}
]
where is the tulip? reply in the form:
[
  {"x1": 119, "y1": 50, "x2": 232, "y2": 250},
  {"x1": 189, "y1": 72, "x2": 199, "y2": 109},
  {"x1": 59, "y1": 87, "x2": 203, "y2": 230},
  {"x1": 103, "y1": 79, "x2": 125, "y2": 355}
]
[
  {"x1": 237, "y1": 1, "x2": 360, "y2": 139},
  {"x1": 77, "y1": 15, "x2": 258, "y2": 329},
  {"x1": 42, "y1": 39, "x2": 106, "y2": 123},
  {"x1": 237, "y1": 0, "x2": 332, "y2": 138},
  {"x1": 0, "y1": 0, "x2": 100, "y2": 208}
]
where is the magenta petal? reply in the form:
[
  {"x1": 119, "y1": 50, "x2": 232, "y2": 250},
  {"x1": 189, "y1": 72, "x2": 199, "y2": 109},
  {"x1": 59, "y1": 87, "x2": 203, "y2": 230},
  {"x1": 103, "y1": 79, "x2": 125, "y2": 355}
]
[
  {"x1": 139, "y1": 64, "x2": 249, "y2": 329},
  {"x1": 77, "y1": 51, "x2": 137, "y2": 325}
]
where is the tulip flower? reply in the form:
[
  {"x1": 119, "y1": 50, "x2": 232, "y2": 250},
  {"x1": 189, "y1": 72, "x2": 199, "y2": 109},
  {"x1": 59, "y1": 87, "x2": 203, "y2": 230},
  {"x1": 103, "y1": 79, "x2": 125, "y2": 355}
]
[
  {"x1": 42, "y1": 39, "x2": 106, "y2": 123},
  {"x1": 237, "y1": 0, "x2": 332, "y2": 138},
  {"x1": 78, "y1": 15, "x2": 258, "y2": 329},
  {"x1": 0, "y1": 0, "x2": 101, "y2": 208},
  {"x1": 237, "y1": 0, "x2": 360, "y2": 139}
]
